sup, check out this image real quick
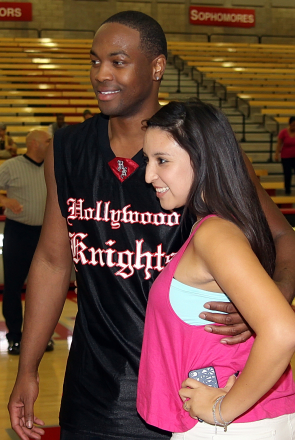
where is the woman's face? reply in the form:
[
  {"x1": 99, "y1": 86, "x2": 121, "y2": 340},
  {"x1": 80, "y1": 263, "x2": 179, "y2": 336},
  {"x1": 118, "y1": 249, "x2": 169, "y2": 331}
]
[
  {"x1": 289, "y1": 121, "x2": 295, "y2": 133},
  {"x1": 143, "y1": 127, "x2": 194, "y2": 211}
]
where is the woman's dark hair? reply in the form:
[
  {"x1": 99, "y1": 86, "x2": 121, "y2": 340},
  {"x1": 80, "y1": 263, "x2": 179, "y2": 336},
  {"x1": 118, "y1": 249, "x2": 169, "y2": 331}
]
[
  {"x1": 146, "y1": 99, "x2": 276, "y2": 277},
  {"x1": 289, "y1": 116, "x2": 295, "y2": 124}
]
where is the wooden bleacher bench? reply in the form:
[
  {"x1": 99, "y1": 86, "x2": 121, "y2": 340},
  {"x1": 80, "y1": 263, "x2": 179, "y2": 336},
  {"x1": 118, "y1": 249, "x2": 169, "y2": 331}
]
[
  {"x1": 0, "y1": 91, "x2": 167, "y2": 99},
  {"x1": 261, "y1": 109, "x2": 295, "y2": 116},
  {"x1": 191, "y1": 66, "x2": 295, "y2": 75},
  {"x1": 227, "y1": 86, "x2": 295, "y2": 94},
  {"x1": 16, "y1": 147, "x2": 27, "y2": 154},
  {"x1": 171, "y1": 51, "x2": 295, "y2": 63},
  {"x1": 218, "y1": 79, "x2": 295, "y2": 86},
  {"x1": 0, "y1": 47, "x2": 87, "y2": 54},
  {"x1": 0, "y1": 53, "x2": 89, "y2": 60},
  {"x1": 274, "y1": 117, "x2": 289, "y2": 126},
  {"x1": 261, "y1": 181, "x2": 284, "y2": 196},
  {"x1": 0, "y1": 91, "x2": 64, "y2": 98},
  {"x1": 261, "y1": 182, "x2": 284, "y2": 190},
  {"x1": 0, "y1": 83, "x2": 93, "y2": 90},
  {"x1": 0, "y1": 98, "x2": 72, "y2": 105},
  {"x1": 248, "y1": 101, "x2": 295, "y2": 108},
  {"x1": 0, "y1": 57, "x2": 89, "y2": 64},
  {"x1": 271, "y1": 196, "x2": 295, "y2": 208},
  {"x1": 206, "y1": 73, "x2": 295, "y2": 81},
  {"x1": 237, "y1": 93, "x2": 295, "y2": 101},
  {"x1": 0, "y1": 53, "x2": 89, "y2": 59},
  {"x1": 254, "y1": 169, "x2": 268, "y2": 178},
  {"x1": 0, "y1": 71, "x2": 89, "y2": 78},
  {"x1": 0, "y1": 107, "x2": 100, "y2": 114},
  {"x1": 186, "y1": 61, "x2": 292, "y2": 69},
  {"x1": 0, "y1": 115, "x2": 84, "y2": 124},
  {"x1": 0, "y1": 75, "x2": 89, "y2": 82},
  {"x1": 0, "y1": 64, "x2": 89, "y2": 72},
  {"x1": 6, "y1": 125, "x2": 45, "y2": 133}
]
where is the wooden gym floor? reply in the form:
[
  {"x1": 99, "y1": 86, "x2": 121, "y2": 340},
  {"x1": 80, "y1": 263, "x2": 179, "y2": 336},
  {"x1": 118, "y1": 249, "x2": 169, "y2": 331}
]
[
  {"x1": 0, "y1": 293, "x2": 295, "y2": 440},
  {"x1": 0, "y1": 291, "x2": 77, "y2": 440}
]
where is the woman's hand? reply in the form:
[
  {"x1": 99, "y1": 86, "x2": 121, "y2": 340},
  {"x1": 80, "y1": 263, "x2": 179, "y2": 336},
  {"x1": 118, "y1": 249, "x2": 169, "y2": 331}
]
[{"x1": 179, "y1": 374, "x2": 236, "y2": 424}]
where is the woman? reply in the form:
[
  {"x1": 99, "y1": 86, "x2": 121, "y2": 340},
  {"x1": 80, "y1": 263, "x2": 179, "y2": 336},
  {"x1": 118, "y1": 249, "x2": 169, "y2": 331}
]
[
  {"x1": 137, "y1": 100, "x2": 295, "y2": 439},
  {"x1": 275, "y1": 116, "x2": 295, "y2": 195}
]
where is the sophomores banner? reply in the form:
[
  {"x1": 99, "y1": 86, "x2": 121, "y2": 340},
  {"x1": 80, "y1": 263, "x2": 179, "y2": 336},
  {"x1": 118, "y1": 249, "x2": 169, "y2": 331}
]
[
  {"x1": 189, "y1": 6, "x2": 255, "y2": 28},
  {"x1": 0, "y1": 2, "x2": 32, "y2": 21}
]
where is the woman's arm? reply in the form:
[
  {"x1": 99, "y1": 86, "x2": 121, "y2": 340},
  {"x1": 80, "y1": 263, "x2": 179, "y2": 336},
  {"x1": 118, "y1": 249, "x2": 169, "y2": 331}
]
[
  {"x1": 275, "y1": 138, "x2": 283, "y2": 162},
  {"x1": 180, "y1": 217, "x2": 295, "y2": 424},
  {"x1": 201, "y1": 152, "x2": 295, "y2": 344}
]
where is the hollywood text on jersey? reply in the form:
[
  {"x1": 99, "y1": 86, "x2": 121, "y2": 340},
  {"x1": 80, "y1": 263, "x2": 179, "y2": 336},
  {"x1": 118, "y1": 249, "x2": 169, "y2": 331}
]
[
  {"x1": 67, "y1": 198, "x2": 181, "y2": 229},
  {"x1": 67, "y1": 198, "x2": 181, "y2": 280}
]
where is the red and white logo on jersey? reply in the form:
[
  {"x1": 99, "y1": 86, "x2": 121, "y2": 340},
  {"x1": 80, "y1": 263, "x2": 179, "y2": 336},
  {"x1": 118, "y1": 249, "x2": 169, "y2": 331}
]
[{"x1": 108, "y1": 157, "x2": 139, "y2": 182}]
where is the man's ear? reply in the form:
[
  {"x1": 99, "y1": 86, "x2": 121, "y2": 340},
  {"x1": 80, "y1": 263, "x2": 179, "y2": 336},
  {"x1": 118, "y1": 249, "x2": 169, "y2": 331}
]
[{"x1": 152, "y1": 55, "x2": 166, "y2": 81}]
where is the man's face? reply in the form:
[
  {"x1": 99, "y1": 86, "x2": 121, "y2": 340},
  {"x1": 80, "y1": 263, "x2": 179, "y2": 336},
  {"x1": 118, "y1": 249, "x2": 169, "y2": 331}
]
[
  {"x1": 56, "y1": 115, "x2": 65, "y2": 127},
  {"x1": 38, "y1": 132, "x2": 51, "y2": 157},
  {"x1": 90, "y1": 23, "x2": 155, "y2": 117}
]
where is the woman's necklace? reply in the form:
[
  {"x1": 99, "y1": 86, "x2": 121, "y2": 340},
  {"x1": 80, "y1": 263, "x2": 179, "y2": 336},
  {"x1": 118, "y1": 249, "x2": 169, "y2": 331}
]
[{"x1": 190, "y1": 217, "x2": 203, "y2": 235}]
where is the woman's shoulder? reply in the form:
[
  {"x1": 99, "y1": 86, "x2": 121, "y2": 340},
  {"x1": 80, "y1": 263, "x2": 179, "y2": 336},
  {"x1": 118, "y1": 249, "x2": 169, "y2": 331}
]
[
  {"x1": 278, "y1": 127, "x2": 288, "y2": 139},
  {"x1": 192, "y1": 216, "x2": 249, "y2": 254}
]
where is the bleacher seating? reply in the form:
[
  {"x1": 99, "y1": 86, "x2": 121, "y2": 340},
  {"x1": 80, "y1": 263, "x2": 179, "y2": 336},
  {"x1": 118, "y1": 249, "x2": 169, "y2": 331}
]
[
  {"x1": 0, "y1": 37, "x2": 294, "y2": 208},
  {"x1": 0, "y1": 37, "x2": 170, "y2": 148}
]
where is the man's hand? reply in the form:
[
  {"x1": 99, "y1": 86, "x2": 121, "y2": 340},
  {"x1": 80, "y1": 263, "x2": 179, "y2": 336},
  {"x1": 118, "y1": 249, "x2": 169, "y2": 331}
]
[
  {"x1": 8, "y1": 374, "x2": 44, "y2": 440},
  {"x1": 199, "y1": 301, "x2": 252, "y2": 345},
  {"x1": 2, "y1": 197, "x2": 23, "y2": 214}
]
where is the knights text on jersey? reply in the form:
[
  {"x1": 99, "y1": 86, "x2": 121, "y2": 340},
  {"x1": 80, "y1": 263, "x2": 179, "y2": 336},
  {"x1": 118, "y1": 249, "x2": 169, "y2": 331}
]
[{"x1": 54, "y1": 114, "x2": 189, "y2": 438}]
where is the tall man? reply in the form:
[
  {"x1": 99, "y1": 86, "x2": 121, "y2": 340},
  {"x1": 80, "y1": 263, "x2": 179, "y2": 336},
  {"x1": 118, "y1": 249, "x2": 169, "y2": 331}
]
[
  {"x1": 8, "y1": 11, "x2": 295, "y2": 440},
  {"x1": 0, "y1": 130, "x2": 52, "y2": 354}
]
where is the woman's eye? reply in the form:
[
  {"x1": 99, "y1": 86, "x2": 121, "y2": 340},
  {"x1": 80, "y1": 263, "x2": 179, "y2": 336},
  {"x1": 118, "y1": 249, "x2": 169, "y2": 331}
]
[
  {"x1": 158, "y1": 158, "x2": 167, "y2": 165},
  {"x1": 90, "y1": 59, "x2": 99, "y2": 66}
]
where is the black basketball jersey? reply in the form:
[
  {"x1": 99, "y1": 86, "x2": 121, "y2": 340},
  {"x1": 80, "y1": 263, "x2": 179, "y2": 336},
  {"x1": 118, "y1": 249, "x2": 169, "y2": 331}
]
[{"x1": 54, "y1": 114, "x2": 190, "y2": 439}]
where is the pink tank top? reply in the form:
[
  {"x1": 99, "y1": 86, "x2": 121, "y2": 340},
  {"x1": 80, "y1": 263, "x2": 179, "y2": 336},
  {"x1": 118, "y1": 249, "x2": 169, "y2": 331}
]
[{"x1": 137, "y1": 216, "x2": 295, "y2": 433}]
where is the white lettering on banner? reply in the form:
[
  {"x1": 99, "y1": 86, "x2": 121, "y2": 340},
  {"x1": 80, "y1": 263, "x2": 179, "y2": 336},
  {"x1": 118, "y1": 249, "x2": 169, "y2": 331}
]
[
  {"x1": 191, "y1": 9, "x2": 254, "y2": 24},
  {"x1": 66, "y1": 198, "x2": 181, "y2": 229},
  {"x1": 69, "y1": 233, "x2": 176, "y2": 280},
  {"x1": 0, "y1": 7, "x2": 22, "y2": 17}
]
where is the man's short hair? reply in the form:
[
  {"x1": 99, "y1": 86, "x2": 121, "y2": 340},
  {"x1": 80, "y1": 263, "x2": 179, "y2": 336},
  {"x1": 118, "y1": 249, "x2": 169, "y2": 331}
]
[
  {"x1": 102, "y1": 11, "x2": 167, "y2": 60},
  {"x1": 0, "y1": 122, "x2": 6, "y2": 130},
  {"x1": 83, "y1": 109, "x2": 93, "y2": 117}
]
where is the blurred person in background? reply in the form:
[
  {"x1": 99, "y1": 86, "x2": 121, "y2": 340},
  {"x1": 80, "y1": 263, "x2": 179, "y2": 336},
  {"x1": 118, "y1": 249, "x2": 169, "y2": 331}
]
[
  {"x1": 0, "y1": 130, "x2": 53, "y2": 355},
  {"x1": 275, "y1": 116, "x2": 295, "y2": 195},
  {"x1": 48, "y1": 113, "x2": 68, "y2": 137},
  {"x1": 0, "y1": 122, "x2": 17, "y2": 158},
  {"x1": 83, "y1": 109, "x2": 93, "y2": 120}
]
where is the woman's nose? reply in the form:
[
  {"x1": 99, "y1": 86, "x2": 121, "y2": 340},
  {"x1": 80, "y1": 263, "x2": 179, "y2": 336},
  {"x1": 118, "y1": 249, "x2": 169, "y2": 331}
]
[{"x1": 145, "y1": 163, "x2": 157, "y2": 184}]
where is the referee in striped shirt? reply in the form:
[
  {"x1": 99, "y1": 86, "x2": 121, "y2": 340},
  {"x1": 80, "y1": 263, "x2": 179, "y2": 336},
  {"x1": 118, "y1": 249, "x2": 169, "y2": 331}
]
[{"x1": 0, "y1": 130, "x2": 52, "y2": 355}]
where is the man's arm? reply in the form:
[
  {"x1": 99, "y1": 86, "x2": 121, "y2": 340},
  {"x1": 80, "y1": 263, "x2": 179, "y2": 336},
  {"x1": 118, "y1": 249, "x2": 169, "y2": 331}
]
[
  {"x1": 8, "y1": 141, "x2": 73, "y2": 440},
  {"x1": 0, "y1": 193, "x2": 23, "y2": 214},
  {"x1": 244, "y1": 152, "x2": 295, "y2": 302},
  {"x1": 200, "y1": 152, "x2": 295, "y2": 344}
]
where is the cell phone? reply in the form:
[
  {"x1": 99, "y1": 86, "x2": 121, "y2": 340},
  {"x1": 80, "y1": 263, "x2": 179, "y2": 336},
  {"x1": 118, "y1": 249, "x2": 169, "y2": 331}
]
[
  {"x1": 188, "y1": 366, "x2": 219, "y2": 387},
  {"x1": 188, "y1": 367, "x2": 219, "y2": 423}
]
